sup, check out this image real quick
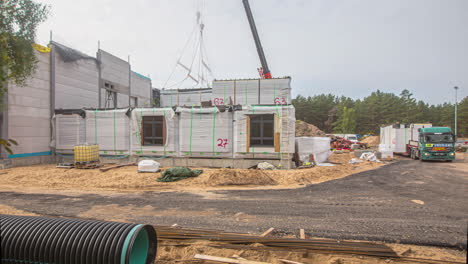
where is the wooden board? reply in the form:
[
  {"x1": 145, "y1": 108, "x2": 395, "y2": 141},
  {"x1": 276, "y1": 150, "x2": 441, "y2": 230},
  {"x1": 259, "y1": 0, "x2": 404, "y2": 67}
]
[
  {"x1": 274, "y1": 133, "x2": 280, "y2": 152},
  {"x1": 260, "y1": 227, "x2": 274, "y2": 237},
  {"x1": 299, "y1": 229, "x2": 306, "y2": 239},
  {"x1": 194, "y1": 254, "x2": 270, "y2": 264}
]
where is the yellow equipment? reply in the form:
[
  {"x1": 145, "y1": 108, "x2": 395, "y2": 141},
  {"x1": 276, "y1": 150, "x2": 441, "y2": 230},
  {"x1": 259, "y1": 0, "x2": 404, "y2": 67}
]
[{"x1": 74, "y1": 144, "x2": 99, "y2": 164}]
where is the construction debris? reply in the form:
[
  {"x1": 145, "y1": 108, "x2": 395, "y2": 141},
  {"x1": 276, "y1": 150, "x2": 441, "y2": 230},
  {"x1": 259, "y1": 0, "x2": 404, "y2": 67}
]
[
  {"x1": 99, "y1": 163, "x2": 135, "y2": 172},
  {"x1": 194, "y1": 254, "x2": 270, "y2": 264},
  {"x1": 299, "y1": 229, "x2": 306, "y2": 239},
  {"x1": 348, "y1": 158, "x2": 364, "y2": 164},
  {"x1": 257, "y1": 162, "x2": 275, "y2": 170},
  {"x1": 260, "y1": 228, "x2": 275, "y2": 237},
  {"x1": 156, "y1": 225, "x2": 398, "y2": 258},
  {"x1": 360, "y1": 152, "x2": 380, "y2": 162}
]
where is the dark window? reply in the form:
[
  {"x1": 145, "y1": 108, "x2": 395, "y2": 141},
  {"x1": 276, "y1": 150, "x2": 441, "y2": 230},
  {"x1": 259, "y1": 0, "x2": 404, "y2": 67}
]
[
  {"x1": 142, "y1": 116, "x2": 164, "y2": 146},
  {"x1": 250, "y1": 114, "x2": 274, "y2": 147}
]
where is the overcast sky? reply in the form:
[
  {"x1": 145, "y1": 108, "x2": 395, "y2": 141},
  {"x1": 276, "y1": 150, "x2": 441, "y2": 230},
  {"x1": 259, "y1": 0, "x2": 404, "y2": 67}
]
[{"x1": 36, "y1": 0, "x2": 467, "y2": 104}]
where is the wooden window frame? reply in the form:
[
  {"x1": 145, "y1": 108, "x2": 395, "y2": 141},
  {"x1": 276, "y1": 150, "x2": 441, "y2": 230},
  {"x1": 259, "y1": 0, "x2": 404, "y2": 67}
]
[
  {"x1": 249, "y1": 114, "x2": 275, "y2": 147},
  {"x1": 141, "y1": 116, "x2": 166, "y2": 146}
]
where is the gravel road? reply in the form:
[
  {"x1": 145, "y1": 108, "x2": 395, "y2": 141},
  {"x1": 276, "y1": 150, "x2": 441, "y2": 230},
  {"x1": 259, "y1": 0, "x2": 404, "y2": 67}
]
[{"x1": 1, "y1": 158, "x2": 467, "y2": 248}]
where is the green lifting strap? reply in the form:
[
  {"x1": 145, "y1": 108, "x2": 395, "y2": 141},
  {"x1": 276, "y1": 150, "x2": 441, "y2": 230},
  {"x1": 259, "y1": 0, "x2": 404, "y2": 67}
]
[
  {"x1": 162, "y1": 109, "x2": 167, "y2": 156},
  {"x1": 94, "y1": 109, "x2": 99, "y2": 144},
  {"x1": 189, "y1": 107, "x2": 194, "y2": 156},
  {"x1": 113, "y1": 110, "x2": 117, "y2": 154},
  {"x1": 252, "y1": 105, "x2": 256, "y2": 158},
  {"x1": 212, "y1": 106, "x2": 217, "y2": 156}
]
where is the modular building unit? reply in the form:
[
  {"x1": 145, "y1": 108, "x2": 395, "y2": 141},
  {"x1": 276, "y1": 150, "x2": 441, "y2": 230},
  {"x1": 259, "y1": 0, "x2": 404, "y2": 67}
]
[
  {"x1": 380, "y1": 123, "x2": 432, "y2": 153},
  {"x1": 233, "y1": 105, "x2": 295, "y2": 160},
  {"x1": 54, "y1": 110, "x2": 86, "y2": 154},
  {"x1": 160, "y1": 88, "x2": 212, "y2": 107},
  {"x1": 85, "y1": 109, "x2": 131, "y2": 155},
  {"x1": 177, "y1": 106, "x2": 233, "y2": 158},
  {"x1": 212, "y1": 78, "x2": 292, "y2": 106},
  {"x1": 130, "y1": 108, "x2": 178, "y2": 157}
]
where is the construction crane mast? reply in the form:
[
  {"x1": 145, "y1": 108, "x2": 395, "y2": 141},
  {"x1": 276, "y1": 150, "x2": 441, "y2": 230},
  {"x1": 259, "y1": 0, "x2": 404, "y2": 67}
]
[{"x1": 242, "y1": 0, "x2": 272, "y2": 79}]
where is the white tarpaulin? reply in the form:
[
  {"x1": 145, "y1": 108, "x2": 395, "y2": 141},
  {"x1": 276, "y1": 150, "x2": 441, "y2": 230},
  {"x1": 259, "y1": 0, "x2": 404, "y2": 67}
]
[
  {"x1": 85, "y1": 109, "x2": 130, "y2": 155},
  {"x1": 295, "y1": 137, "x2": 331, "y2": 163},
  {"x1": 177, "y1": 107, "x2": 232, "y2": 158},
  {"x1": 130, "y1": 108, "x2": 178, "y2": 157},
  {"x1": 55, "y1": 114, "x2": 86, "y2": 153}
]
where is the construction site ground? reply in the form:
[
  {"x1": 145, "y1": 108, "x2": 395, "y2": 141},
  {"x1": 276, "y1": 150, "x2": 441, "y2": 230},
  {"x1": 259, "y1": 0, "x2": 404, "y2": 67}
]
[
  {"x1": 0, "y1": 153, "x2": 467, "y2": 263},
  {"x1": 0, "y1": 152, "x2": 384, "y2": 192}
]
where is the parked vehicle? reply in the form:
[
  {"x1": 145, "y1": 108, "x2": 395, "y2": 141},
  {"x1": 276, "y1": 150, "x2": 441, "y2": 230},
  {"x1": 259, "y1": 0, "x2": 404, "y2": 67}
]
[
  {"x1": 380, "y1": 124, "x2": 456, "y2": 161},
  {"x1": 332, "y1": 134, "x2": 359, "y2": 143}
]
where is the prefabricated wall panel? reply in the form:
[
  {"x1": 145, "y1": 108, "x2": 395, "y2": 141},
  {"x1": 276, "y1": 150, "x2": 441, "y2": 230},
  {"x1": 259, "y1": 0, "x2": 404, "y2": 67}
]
[
  {"x1": 130, "y1": 108, "x2": 178, "y2": 157},
  {"x1": 54, "y1": 52, "x2": 99, "y2": 109},
  {"x1": 212, "y1": 78, "x2": 291, "y2": 106},
  {"x1": 259, "y1": 78, "x2": 292, "y2": 105},
  {"x1": 85, "y1": 109, "x2": 130, "y2": 155},
  {"x1": 178, "y1": 107, "x2": 232, "y2": 158},
  {"x1": 130, "y1": 72, "x2": 151, "y2": 106},
  {"x1": 55, "y1": 114, "x2": 86, "y2": 153},
  {"x1": 7, "y1": 51, "x2": 51, "y2": 155},
  {"x1": 99, "y1": 49, "x2": 130, "y2": 94},
  {"x1": 233, "y1": 105, "x2": 295, "y2": 159},
  {"x1": 117, "y1": 93, "x2": 129, "y2": 108},
  {"x1": 160, "y1": 89, "x2": 213, "y2": 107}
]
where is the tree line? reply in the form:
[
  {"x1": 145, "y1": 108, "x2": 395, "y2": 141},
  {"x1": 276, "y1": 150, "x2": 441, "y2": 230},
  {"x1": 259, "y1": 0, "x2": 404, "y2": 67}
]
[{"x1": 292, "y1": 89, "x2": 468, "y2": 137}]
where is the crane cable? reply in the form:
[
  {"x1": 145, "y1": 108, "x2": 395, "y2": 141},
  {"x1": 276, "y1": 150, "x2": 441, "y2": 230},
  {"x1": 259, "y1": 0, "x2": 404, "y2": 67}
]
[{"x1": 163, "y1": 0, "x2": 214, "y2": 90}]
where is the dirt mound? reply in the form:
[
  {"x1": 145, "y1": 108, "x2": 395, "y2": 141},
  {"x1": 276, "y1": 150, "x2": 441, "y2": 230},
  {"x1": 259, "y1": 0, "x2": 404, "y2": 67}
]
[
  {"x1": 361, "y1": 136, "x2": 379, "y2": 146},
  {"x1": 200, "y1": 169, "x2": 277, "y2": 186},
  {"x1": 296, "y1": 120, "x2": 327, "y2": 137}
]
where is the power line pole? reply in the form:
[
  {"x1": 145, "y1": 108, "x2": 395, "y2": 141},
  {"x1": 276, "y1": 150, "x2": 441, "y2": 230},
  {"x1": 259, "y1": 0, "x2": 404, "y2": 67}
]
[{"x1": 454, "y1": 86, "x2": 459, "y2": 137}]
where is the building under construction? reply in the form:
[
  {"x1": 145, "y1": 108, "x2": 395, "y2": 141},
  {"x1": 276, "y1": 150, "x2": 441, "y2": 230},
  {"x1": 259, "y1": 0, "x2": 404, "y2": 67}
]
[{"x1": 53, "y1": 77, "x2": 296, "y2": 169}]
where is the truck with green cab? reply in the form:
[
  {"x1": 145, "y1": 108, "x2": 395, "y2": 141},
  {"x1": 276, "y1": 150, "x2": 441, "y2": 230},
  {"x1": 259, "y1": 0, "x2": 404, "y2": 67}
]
[{"x1": 409, "y1": 127, "x2": 456, "y2": 161}]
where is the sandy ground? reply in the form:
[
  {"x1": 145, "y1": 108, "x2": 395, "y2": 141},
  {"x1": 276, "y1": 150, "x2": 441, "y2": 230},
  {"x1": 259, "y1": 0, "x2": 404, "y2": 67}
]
[
  {"x1": 157, "y1": 240, "x2": 466, "y2": 264},
  {"x1": 0, "y1": 204, "x2": 464, "y2": 264},
  {"x1": 0, "y1": 153, "x2": 385, "y2": 192}
]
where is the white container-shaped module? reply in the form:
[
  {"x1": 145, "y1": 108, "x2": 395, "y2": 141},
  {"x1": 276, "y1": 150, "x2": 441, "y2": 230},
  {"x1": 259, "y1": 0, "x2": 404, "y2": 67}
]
[
  {"x1": 177, "y1": 106, "x2": 232, "y2": 158},
  {"x1": 54, "y1": 110, "x2": 86, "y2": 154},
  {"x1": 130, "y1": 108, "x2": 178, "y2": 157},
  {"x1": 233, "y1": 105, "x2": 295, "y2": 159},
  {"x1": 379, "y1": 123, "x2": 432, "y2": 153},
  {"x1": 85, "y1": 109, "x2": 130, "y2": 155},
  {"x1": 212, "y1": 78, "x2": 292, "y2": 106}
]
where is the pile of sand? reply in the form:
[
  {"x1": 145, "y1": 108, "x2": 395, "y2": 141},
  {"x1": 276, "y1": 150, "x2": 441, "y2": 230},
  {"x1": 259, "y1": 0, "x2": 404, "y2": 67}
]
[
  {"x1": 295, "y1": 120, "x2": 327, "y2": 137},
  {"x1": 0, "y1": 153, "x2": 384, "y2": 192},
  {"x1": 361, "y1": 136, "x2": 380, "y2": 146},
  {"x1": 198, "y1": 169, "x2": 277, "y2": 186}
]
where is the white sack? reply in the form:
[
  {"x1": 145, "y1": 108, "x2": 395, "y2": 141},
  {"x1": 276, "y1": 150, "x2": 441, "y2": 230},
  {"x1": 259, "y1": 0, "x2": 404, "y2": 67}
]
[{"x1": 138, "y1": 160, "x2": 160, "y2": 172}]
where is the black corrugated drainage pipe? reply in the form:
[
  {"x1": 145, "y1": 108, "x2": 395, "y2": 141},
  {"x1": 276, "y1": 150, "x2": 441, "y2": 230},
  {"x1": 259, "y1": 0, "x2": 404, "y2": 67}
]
[{"x1": 0, "y1": 214, "x2": 157, "y2": 264}]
